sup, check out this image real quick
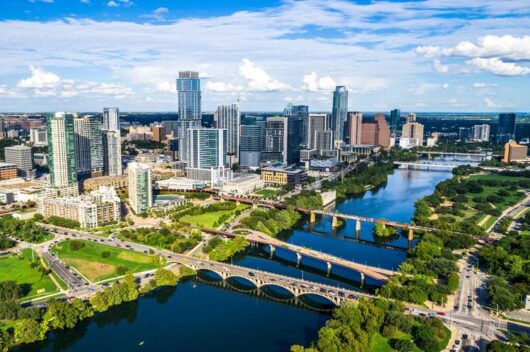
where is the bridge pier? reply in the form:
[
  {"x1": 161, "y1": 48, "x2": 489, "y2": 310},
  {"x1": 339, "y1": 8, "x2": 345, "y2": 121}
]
[
  {"x1": 252, "y1": 202, "x2": 257, "y2": 209},
  {"x1": 407, "y1": 228, "x2": 414, "y2": 241},
  {"x1": 310, "y1": 211, "x2": 316, "y2": 223},
  {"x1": 331, "y1": 215, "x2": 338, "y2": 228},
  {"x1": 296, "y1": 252, "x2": 302, "y2": 267},
  {"x1": 326, "y1": 261, "x2": 332, "y2": 276},
  {"x1": 355, "y1": 219, "x2": 361, "y2": 238},
  {"x1": 236, "y1": 200, "x2": 241, "y2": 206},
  {"x1": 360, "y1": 272, "x2": 365, "y2": 287},
  {"x1": 269, "y1": 244, "x2": 275, "y2": 258}
]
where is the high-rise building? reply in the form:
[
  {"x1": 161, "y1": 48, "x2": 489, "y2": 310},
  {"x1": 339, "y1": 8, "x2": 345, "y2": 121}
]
[
  {"x1": 390, "y1": 109, "x2": 400, "y2": 136},
  {"x1": 186, "y1": 128, "x2": 229, "y2": 183},
  {"x1": 497, "y1": 113, "x2": 516, "y2": 143},
  {"x1": 151, "y1": 125, "x2": 165, "y2": 142},
  {"x1": 240, "y1": 123, "x2": 265, "y2": 168},
  {"x1": 458, "y1": 127, "x2": 471, "y2": 140},
  {"x1": 346, "y1": 112, "x2": 362, "y2": 145},
  {"x1": 331, "y1": 86, "x2": 348, "y2": 144},
  {"x1": 29, "y1": 127, "x2": 47, "y2": 146},
  {"x1": 103, "y1": 107, "x2": 120, "y2": 131},
  {"x1": 4, "y1": 145, "x2": 33, "y2": 177},
  {"x1": 128, "y1": 162, "x2": 152, "y2": 214},
  {"x1": 400, "y1": 116, "x2": 424, "y2": 149},
  {"x1": 47, "y1": 112, "x2": 79, "y2": 196},
  {"x1": 162, "y1": 120, "x2": 179, "y2": 138},
  {"x1": 262, "y1": 116, "x2": 288, "y2": 164},
  {"x1": 102, "y1": 130, "x2": 123, "y2": 176},
  {"x1": 284, "y1": 104, "x2": 309, "y2": 147},
  {"x1": 74, "y1": 116, "x2": 104, "y2": 177},
  {"x1": 216, "y1": 103, "x2": 240, "y2": 164},
  {"x1": 314, "y1": 130, "x2": 334, "y2": 151},
  {"x1": 472, "y1": 124, "x2": 490, "y2": 142},
  {"x1": 176, "y1": 71, "x2": 202, "y2": 162},
  {"x1": 360, "y1": 114, "x2": 390, "y2": 148},
  {"x1": 287, "y1": 115, "x2": 303, "y2": 164},
  {"x1": 307, "y1": 113, "x2": 331, "y2": 149},
  {"x1": 503, "y1": 140, "x2": 528, "y2": 163}
]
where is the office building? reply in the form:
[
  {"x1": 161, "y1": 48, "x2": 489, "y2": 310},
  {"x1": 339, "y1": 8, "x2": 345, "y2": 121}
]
[
  {"x1": 74, "y1": 116, "x2": 104, "y2": 177},
  {"x1": 284, "y1": 104, "x2": 309, "y2": 147},
  {"x1": 176, "y1": 71, "x2": 202, "y2": 161},
  {"x1": 360, "y1": 114, "x2": 391, "y2": 148},
  {"x1": 472, "y1": 124, "x2": 490, "y2": 142},
  {"x1": 162, "y1": 120, "x2": 179, "y2": 138},
  {"x1": 314, "y1": 130, "x2": 334, "y2": 151},
  {"x1": 331, "y1": 86, "x2": 348, "y2": 144},
  {"x1": 220, "y1": 174, "x2": 265, "y2": 196},
  {"x1": 390, "y1": 109, "x2": 400, "y2": 136},
  {"x1": 287, "y1": 115, "x2": 303, "y2": 164},
  {"x1": 262, "y1": 116, "x2": 288, "y2": 164},
  {"x1": 240, "y1": 123, "x2": 265, "y2": 168},
  {"x1": 47, "y1": 112, "x2": 79, "y2": 197},
  {"x1": 186, "y1": 128, "x2": 229, "y2": 183},
  {"x1": 261, "y1": 166, "x2": 307, "y2": 186},
  {"x1": 346, "y1": 112, "x2": 362, "y2": 145},
  {"x1": 459, "y1": 127, "x2": 471, "y2": 141},
  {"x1": 503, "y1": 140, "x2": 528, "y2": 163},
  {"x1": 128, "y1": 162, "x2": 152, "y2": 214},
  {"x1": 102, "y1": 130, "x2": 123, "y2": 176},
  {"x1": 30, "y1": 127, "x2": 47, "y2": 146},
  {"x1": 216, "y1": 103, "x2": 240, "y2": 164},
  {"x1": 0, "y1": 163, "x2": 18, "y2": 180},
  {"x1": 5, "y1": 145, "x2": 33, "y2": 178},
  {"x1": 307, "y1": 113, "x2": 331, "y2": 149},
  {"x1": 152, "y1": 125, "x2": 165, "y2": 142},
  {"x1": 400, "y1": 116, "x2": 424, "y2": 149},
  {"x1": 497, "y1": 113, "x2": 516, "y2": 143},
  {"x1": 103, "y1": 107, "x2": 119, "y2": 131}
]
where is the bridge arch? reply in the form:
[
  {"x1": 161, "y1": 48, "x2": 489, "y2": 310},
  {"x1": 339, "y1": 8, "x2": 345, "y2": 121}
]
[{"x1": 297, "y1": 292, "x2": 339, "y2": 306}]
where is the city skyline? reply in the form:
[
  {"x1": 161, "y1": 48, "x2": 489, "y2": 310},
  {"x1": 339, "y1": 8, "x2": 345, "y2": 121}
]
[{"x1": 0, "y1": 0, "x2": 529, "y2": 112}]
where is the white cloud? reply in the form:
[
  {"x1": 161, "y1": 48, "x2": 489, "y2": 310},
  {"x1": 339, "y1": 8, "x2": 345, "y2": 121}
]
[
  {"x1": 17, "y1": 66, "x2": 61, "y2": 89},
  {"x1": 153, "y1": 7, "x2": 169, "y2": 16},
  {"x1": 473, "y1": 82, "x2": 497, "y2": 89},
  {"x1": 302, "y1": 72, "x2": 336, "y2": 92},
  {"x1": 407, "y1": 83, "x2": 439, "y2": 95},
  {"x1": 107, "y1": 1, "x2": 119, "y2": 7},
  {"x1": 432, "y1": 59, "x2": 449, "y2": 73},
  {"x1": 206, "y1": 81, "x2": 243, "y2": 92},
  {"x1": 29, "y1": 0, "x2": 54, "y2": 3},
  {"x1": 80, "y1": 0, "x2": 90, "y2": 3},
  {"x1": 239, "y1": 59, "x2": 291, "y2": 92},
  {"x1": 0, "y1": 85, "x2": 24, "y2": 99},
  {"x1": 442, "y1": 83, "x2": 450, "y2": 90},
  {"x1": 468, "y1": 58, "x2": 530, "y2": 76},
  {"x1": 483, "y1": 97, "x2": 511, "y2": 108}
]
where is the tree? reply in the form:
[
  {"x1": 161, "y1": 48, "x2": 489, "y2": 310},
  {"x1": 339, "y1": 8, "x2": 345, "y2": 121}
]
[
  {"x1": 154, "y1": 268, "x2": 179, "y2": 286},
  {"x1": 0, "y1": 281, "x2": 21, "y2": 301},
  {"x1": 390, "y1": 339, "x2": 415, "y2": 352},
  {"x1": 14, "y1": 319, "x2": 44, "y2": 344},
  {"x1": 487, "y1": 340, "x2": 517, "y2": 352},
  {"x1": 68, "y1": 240, "x2": 85, "y2": 251}
]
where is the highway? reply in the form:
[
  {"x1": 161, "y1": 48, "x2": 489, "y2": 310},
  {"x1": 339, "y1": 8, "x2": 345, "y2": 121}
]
[{"x1": 40, "y1": 251, "x2": 87, "y2": 290}]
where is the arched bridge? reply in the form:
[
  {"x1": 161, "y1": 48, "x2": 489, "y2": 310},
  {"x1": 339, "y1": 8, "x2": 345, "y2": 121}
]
[{"x1": 169, "y1": 256, "x2": 375, "y2": 306}]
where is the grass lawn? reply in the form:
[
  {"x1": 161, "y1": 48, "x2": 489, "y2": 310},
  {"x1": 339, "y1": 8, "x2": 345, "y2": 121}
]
[
  {"x1": 180, "y1": 204, "x2": 249, "y2": 229},
  {"x1": 370, "y1": 331, "x2": 422, "y2": 352},
  {"x1": 482, "y1": 215, "x2": 498, "y2": 230},
  {"x1": 254, "y1": 189, "x2": 279, "y2": 198},
  {"x1": 52, "y1": 240, "x2": 161, "y2": 282},
  {"x1": 0, "y1": 249, "x2": 58, "y2": 298}
]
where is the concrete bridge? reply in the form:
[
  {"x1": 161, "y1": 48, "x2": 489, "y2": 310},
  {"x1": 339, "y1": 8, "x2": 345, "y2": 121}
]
[
  {"x1": 393, "y1": 161, "x2": 460, "y2": 170},
  {"x1": 416, "y1": 150, "x2": 491, "y2": 161},
  {"x1": 169, "y1": 255, "x2": 375, "y2": 306}
]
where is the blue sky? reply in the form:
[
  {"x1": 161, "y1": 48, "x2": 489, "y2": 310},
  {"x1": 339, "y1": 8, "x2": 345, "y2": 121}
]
[{"x1": 0, "y1": 0, "x2": 529, "y2": 112}]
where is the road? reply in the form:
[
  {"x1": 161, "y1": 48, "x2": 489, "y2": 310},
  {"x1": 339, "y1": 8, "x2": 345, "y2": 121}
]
[{"x1": 40, "y1": 251, "x2": 87, "y2": 291}]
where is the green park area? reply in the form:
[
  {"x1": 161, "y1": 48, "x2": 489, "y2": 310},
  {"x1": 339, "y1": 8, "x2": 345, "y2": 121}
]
[
  {"x1": 0, "y1": 249, "x2": 58, "y2": 299},
  {"x1": 179, "y1": 202, "x2": 249, "y2": 229},
  {"x1": 52, "y1": 240, "x2": 161, "y2": 282},
  {"x1": 253, "y1": 188, "x2": 280, "y2": 199}
]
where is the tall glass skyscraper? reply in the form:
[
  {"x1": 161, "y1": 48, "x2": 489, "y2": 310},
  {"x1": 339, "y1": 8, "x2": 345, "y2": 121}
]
[
  {"x1": 103, "y1": 130, "x2": 123, "y2": 176},
  {"x1": 128, "y1": 162, "x2": 152, "y2": 214},
  {"x1": 216, "y1": 103, "x2": 240, "y2": 164},
  {"x1": 331, "y1": 86, "x2": 348, "y2": 144},
  {"x1": 74, "y1": 116, "x2": 103, "y2": 177},
  {"x1": 390, "y1": 109, "x2": 400, "y2": 136},
  {"x1": 176, "y1": 71, "x2": 202, "y2": 161},
  {"x1": 103, "y1": 107, "x2": 119, "y2": 131},
  {"x1": 497, "y1": 113, "x2": 516, "y2": 143},
  {"x1": 47, "y1": 112, "x2": 79, "y2": 196},
  {"x1": 186, "y1": 128, "x2": 229, "y2": 183},
  {"x1": 240, "y1": 123, "x2": 265, "y2": 168}
]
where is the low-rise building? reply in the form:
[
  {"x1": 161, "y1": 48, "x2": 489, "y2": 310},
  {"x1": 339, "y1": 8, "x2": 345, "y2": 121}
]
[
  {"x1": 41, "y1": 186, "x2": 121, "y2": 228},
  {"x1": 260, "y1": 166, "x2": 307, "y2": 186},
  {"x1": 156, "y1": 177, "x2": 207, "y2": 191},
  {"x1": 220, "y1": 174, "x2": 265, "y2": 196},
  {"x1": 0, "y1": 163, "x2": 18, "y2": 180},
  {"x1": 0, "y1": 179, "x2": 47, "y2": 204},
  {"x1": 81, "y1": 175, "x2": 128, "y2": 192}
]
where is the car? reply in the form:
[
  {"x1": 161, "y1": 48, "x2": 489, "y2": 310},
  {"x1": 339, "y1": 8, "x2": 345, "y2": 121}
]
[
  {"x1": 428, "y1": 312, "x2": 437, "y2": 317},
  {"x1": 466, "y1": 275, "x2": 470, "y2": 278},
  {"x1": 454, "y1": 340, "x2": 461, "y2": 347},
  {"x1": 248, "y1": 272, "x2": 255, "y2": 277},
  {"x1": 462, "y1": 334, "x2": 468, "y2": 339},
  {"x1": 347, "y1": 294, "x2": 355, "y2": 299},
  {"x1": 436, "y1": 312, "x2": 445, "y2": 316},
  {"x1": 320, "y1": 288, "x2": 326, "y2": 293}
]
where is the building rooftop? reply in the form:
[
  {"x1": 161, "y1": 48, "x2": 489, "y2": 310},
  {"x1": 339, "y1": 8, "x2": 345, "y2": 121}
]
[
  {"x1": 5, "y1": 145, "x2": 31, "y2": 150},
  {"x1": 261, "y1": 165, "x2": 305, "y2": 174},
  {"x1": 0, "y1": 162, "x2": 17, "y2": 168}
]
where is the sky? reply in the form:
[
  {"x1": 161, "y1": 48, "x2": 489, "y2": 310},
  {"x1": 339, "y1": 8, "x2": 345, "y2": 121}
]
[{"x1": 0, "y1": 0, "x2": 529, "y2": 112}]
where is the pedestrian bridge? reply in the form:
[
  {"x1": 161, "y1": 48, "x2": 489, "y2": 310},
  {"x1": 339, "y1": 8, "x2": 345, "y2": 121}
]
[{"x1": 169, "y1": 256, "x2": 375, "y2": 306}]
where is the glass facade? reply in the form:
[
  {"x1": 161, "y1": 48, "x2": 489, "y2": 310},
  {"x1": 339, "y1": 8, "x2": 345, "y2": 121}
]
[{"x1": 331, "y1": 86, "x2": 348, "y2": 143}]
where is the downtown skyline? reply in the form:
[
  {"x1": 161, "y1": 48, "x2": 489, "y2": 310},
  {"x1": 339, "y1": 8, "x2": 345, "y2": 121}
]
[{"x1": 0, "y1": 0, "x2": 529, "y2": 112}]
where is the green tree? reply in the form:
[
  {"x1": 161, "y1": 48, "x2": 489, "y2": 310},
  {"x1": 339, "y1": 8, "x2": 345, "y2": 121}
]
[
  {"x1": 154, "y1": 268, "x2": 179, "y2": 286},
  {"x1": 14, "y1": 319, "x2": 44, "y2": 344}
]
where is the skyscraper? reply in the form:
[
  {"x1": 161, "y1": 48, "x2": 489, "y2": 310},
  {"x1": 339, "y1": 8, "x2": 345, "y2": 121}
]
[
  {"x1": 284, "y1": 104, "x2": 309, "y2": 147},
  {"x1": 216, "y1": 103, "x2": 240, "y2": 164},
  {"x1": 186, "y1": 128, "x2": 229, "y2": 182},
  {"x1": 497, "y1": 113, "x2": 516, "y2": 143},
  {"x1": 360, "y1": 114, "x2": 390, "y2": 148},
  {"x1": 176, "y1": 71, "x2": 202, "y2": 161},
  {"x1": 240, "y1": 123, "x2": 265, "y2": 168},
  {"x1": 128, "y1": 162, "x2": 152, "y2": 214},
  {"x1": 103, "y1": 107, "x2": 120, "y2": 131},
  {"x1": 307, "y1": 113, "x2": 331, "y2": 149},
  {"x1": 47, "y1": 112, "x2": 79, "y2": 197},
  {"x1": 74, "y1": 116, "x2": 103, "y2": 177},
  {"x1": 5, "y1": 145, "x2": 33, "y2": 177},
  {"x1": 472, "y1": 124, "x2": 490, "y2": 142},
  {"x1": 262, "y1": 116, "x2": 288, "y2": 164},
  {"x1": 401, "y1": 115, "x2": 424, "y2": 149},
  {"x1": 390, "y1": 109, "x2": 400, "y2": 136},
  {"x1": 331, "y1": 86, "x2": 348, "y2": 144},
  {"x1": 346, "y1": 112, "x2": 362, "y2": 145},
  {"x1": 287, "y1": 115, "x2": 303, "y2": 164},
  {"x1": 103, "y1": 130, "x2": 123, "y2": 176}
]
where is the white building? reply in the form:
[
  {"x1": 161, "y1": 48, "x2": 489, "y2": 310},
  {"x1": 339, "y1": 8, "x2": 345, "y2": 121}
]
[
  {"x1": 216, "y1": 103, "x2": 240, "y2": 164},
  {"x1": 472, "y1": 124, "x2": 490, "y2": 142},
  {"x1": 128, "y1": 162, "x2": 152, "y2": 214},
  {"x1": 103, "y1": 130, "x2": 123, "y2": 176},
  {"x1": 5, "y1": 145, "x2": 33, "y2": 178},
  {"x1": 220, "y1": 174, "x2": 265, "y2": 196},
  {"x1": 30, "y1": 128, "x2": 47, "y2": 146},
  {"x1": 186, "y1": 128, "x2": 231, "y2": 184},
  {"x1": 41, "y1": 186, "x2": 121, "y2": 228},
  {"x1": 103, "y1": 107, "x2": 120, "y2": 131},
  {"x1": 156, "y1": 177, "x2": 207, "y2": 191}
]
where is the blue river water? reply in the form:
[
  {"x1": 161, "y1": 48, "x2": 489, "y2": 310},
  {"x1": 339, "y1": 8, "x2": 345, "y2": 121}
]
[{"x1": 20, "y1": 168, "x2": 452, "y2": 352}]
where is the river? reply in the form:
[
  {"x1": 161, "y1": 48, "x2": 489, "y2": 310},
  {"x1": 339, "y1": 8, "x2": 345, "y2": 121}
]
[{"x1": 21, "y1": 168, "x2": 453, "y2": 352}]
